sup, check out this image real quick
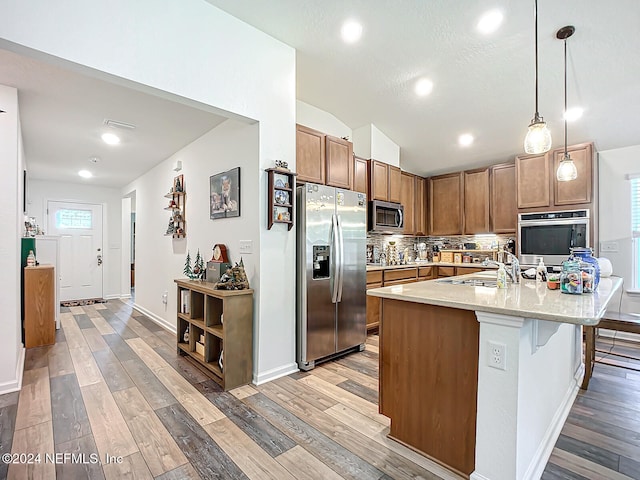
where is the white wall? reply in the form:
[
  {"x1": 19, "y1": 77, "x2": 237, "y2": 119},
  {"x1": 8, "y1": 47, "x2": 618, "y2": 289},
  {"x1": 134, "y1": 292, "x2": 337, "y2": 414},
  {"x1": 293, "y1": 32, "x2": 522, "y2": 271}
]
[
  {"x1": 297, "y1": 100, "x2": 352, "y2": 140},
  {"x1": 123, "y1": 119, "x2": 260, "y2": 333},
  {"x1": 27, "y1": 180, "x2": 123, "y2": 299},
  {"x1": 353, "y1": 123, "x2": 401, "y2": 167},
  {"x1": 598, "y1": 145, "x2": 640, "y2": 313},
  {"x1": 0, "y1": 84, "x2": 25, "y2": 393},
  {"x1": 0, "y1": 0, "x2": 297, "y2": 383}
]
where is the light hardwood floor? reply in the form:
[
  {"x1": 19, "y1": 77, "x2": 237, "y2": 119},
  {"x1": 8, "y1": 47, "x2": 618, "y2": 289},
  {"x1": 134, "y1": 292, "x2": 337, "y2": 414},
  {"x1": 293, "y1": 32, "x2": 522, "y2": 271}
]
[{"x1": 1, "y1": 299, "x2": 639, "y2": 479}]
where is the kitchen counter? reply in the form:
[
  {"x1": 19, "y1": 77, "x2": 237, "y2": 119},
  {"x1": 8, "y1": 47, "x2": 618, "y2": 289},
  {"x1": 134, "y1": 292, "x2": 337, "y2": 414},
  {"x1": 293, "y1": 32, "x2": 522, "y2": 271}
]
[
  {"x1": 366, "y1": 261, "x2": 497, "y2": 271},
  {"x1": 372, "y1": 272, "x2": 623, "y2": 480},
  {"x1": 368, "y1": 271, "x2": 622, "y2": 326}
]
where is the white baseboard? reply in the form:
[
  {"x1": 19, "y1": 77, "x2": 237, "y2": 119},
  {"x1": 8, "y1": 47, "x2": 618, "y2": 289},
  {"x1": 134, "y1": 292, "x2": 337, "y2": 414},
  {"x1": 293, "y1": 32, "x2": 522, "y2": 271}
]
[
  {"x1": 253, "y1": 362, "x2": 299, "y2": 385},
  {"x1": 521, "y1": 380, "x2": 579, "y2": 480},
  {"x1": 470, "y1": 472, "x2": 491, "y2": 480},
  {"x1": 132, "y1": 303, "x2": 175, "y2": 333},
  {"x1": 0, "y1": 347, "x2": 25, "y2": 395},
  {"x1": 104, "y1": 294, "x2": 121, "y2": 300}
]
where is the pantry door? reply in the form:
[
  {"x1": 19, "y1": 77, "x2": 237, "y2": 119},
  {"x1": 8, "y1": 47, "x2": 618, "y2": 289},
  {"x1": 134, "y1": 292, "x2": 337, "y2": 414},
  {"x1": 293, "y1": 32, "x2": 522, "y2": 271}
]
[{"x1": 47, "y1": 201, "x2": 103, "y2": 301}]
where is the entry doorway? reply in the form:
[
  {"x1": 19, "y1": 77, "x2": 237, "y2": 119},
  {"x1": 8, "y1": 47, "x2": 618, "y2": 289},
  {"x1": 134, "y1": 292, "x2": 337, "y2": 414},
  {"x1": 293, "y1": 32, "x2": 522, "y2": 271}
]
[{"x1": 47, "y1": 201, "x2": 104, "y2": 301}]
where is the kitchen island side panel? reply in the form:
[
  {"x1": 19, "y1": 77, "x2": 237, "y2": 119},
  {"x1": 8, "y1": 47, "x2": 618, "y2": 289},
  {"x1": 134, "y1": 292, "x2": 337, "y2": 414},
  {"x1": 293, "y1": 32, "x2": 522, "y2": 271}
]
[{"x1": 380, "y1": 298, "x2": 479, "y2": 477}]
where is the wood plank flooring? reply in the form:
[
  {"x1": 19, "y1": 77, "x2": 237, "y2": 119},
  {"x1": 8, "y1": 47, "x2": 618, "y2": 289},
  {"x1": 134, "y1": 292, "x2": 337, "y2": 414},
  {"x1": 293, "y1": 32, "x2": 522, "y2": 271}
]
[{"x1": 2, "y1": 298, "x2": 640, "y2": 479}]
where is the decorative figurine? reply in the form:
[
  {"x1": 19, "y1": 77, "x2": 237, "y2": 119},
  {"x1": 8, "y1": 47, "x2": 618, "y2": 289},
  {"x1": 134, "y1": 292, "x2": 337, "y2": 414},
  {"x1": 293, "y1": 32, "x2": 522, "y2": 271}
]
[
  {"x1": 183, "y1": 325, "x2": 189, "y2": 343},
  {"x1": 175, "y1": 176, "x2": 183, "y2": 192},
  {"x1": 193, "y1": 249, "x2": 205, "y2": 280},
  {"x1": 183, "y1": 251, "x2": 193, "y2": 278},
  {"x1": 27, "y1": 250, "x2": 36, "y2": 267},
  {"x1": 214, "y1": 258, "x2": 249, "y2": 290},
  {"x1": 275, "y1": 160, "x2": 289, "y2": 170},
  {"x1": 165, "y1": 216, "x2": 175, "y2": 235}
]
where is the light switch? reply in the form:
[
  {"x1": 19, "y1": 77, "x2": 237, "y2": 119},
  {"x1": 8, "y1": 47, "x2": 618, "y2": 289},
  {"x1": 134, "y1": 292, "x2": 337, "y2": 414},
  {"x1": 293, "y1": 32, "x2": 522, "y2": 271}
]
[
  {"x1": 600, "y1": 241, "x2": 619, "y2": 252},
  {"x1": 239, "y1": 240, "x2": 253, "y2": 254}
]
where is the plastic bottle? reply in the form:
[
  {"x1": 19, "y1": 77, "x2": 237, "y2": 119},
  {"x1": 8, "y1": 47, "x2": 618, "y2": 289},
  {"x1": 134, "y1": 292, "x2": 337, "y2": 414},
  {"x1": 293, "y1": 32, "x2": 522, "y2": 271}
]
[
  {"x1": 496, "y1": 263, "x2": 507, "y2": 289},
  {"x1": 536, "y1": 258, "x2": 546, "y2": 283}
]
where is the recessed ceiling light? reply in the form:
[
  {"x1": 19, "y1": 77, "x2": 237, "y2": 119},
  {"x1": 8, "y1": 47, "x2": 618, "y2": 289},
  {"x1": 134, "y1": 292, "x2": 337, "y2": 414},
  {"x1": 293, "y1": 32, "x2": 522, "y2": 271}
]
[
  {"x1": 88, "y1": 156, "x2": 101, "y2": 163},
  {"x1": 101, "y1": 132, "x2": 120, "y2": 145},
  {"x1": 564, "y1": 107, "x2": 584, "y2": 122},
  {"x1": 78, "y1": 170, "x2": 92, "y2": 178},
  {"x1": 477, "y1": 10, "x2": 504, "y2": 34},
  {"x1": 341, "y1": 20, "x2": 363, "y2": 43},
  {"x1": 458, "y1": 134, "x2": 474, "y2": 147},
  {"x1": 414, "y1": 78, "x2": 434, "y2": 97}
]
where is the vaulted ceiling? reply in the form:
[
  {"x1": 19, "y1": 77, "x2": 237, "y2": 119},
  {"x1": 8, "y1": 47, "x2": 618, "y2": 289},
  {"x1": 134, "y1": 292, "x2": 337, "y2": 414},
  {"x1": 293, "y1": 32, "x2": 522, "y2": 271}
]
[{"x1": 208, "y1": 0, "x2": 640, "y2": 176}]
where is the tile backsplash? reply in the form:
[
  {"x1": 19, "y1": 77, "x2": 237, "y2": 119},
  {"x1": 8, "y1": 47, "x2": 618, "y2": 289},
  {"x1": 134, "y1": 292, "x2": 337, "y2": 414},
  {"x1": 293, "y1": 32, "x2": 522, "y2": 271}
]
[{"x1": 366, "y1": 233, "x2": 516, "y2": 264}]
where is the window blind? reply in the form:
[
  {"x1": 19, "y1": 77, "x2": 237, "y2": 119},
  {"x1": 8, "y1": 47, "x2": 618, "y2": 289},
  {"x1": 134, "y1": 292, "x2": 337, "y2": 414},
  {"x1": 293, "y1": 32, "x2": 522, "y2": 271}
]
[{"x1": 633, "y1": 177, "x2": 640, "y2": 238}]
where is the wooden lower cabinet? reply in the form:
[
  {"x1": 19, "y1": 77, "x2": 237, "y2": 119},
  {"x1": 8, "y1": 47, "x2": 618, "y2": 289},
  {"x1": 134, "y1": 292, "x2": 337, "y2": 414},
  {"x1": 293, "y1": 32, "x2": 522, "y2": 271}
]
[
  {"x1": 380, "y1": 299, "x2": 479, "y2": 476},
  {"x1": 366, "y1": 270, "x2": 383, "y2": 332},
  {"x1": 24, "y1": 265, "x2": 55, "y2": 348},
  {"x1": 175, "y1": 280, "x2": 253, "y2": 391},
  {"x1": 436, "y1": 266, "x2": 456, "y2": 278}
]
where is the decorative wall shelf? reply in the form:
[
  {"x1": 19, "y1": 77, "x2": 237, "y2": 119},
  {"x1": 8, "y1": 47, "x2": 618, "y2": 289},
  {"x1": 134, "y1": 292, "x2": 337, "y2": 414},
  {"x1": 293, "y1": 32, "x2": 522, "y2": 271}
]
[
  {"x1": 165, "y1": 174, "x2": 186, "y2": 238},
  {"x1": 266, "y1": 168, "x2": 297, "y2": 231}
]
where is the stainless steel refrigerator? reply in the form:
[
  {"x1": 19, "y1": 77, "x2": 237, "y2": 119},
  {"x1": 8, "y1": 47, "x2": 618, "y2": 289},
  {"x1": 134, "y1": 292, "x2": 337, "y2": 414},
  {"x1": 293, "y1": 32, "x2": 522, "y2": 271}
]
[{"x1": 296, "y1": 183, "x2": 367, "y2": 370}]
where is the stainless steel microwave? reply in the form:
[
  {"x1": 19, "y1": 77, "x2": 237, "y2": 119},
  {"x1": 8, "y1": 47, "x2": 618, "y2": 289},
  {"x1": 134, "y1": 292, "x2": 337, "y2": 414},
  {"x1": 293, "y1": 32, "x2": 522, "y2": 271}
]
[
  {"x1": 369, "y1": 200, "x2": 404, "y2": 233},
  {"x1": 518, "y1": 210, "x2": 590, "y2": 266}
]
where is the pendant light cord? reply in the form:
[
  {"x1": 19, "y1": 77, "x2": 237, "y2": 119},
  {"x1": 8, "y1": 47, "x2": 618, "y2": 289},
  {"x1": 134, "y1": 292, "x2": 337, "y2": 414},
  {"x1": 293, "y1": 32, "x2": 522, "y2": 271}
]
[
  {"x1": 563, "y1": 36, "x2": 568, "y2": 157},
  {"x1": 534, "y1": 0, "x2": 540, "y2": 118}
]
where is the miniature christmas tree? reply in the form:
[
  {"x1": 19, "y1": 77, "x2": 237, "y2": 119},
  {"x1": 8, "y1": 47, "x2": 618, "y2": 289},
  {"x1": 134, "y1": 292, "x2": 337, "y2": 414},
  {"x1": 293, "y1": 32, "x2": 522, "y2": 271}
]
[
  {"x1": 183, "y1": 251, "x2": 193, "y2": 279},
  {"x1": 193, "y1": 249, "x2": 204, "y2": 280}
]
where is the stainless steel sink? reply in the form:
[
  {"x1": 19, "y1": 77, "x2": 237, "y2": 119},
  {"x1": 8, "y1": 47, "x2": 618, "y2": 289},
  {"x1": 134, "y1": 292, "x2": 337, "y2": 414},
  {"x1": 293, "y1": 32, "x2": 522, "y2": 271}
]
[{"x1": 436, "y1": 277, "x2": 498, "y2": 287}]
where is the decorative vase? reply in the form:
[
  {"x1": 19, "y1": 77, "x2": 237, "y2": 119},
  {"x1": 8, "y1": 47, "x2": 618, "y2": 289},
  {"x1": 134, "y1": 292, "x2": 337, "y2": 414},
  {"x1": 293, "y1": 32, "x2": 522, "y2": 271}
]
[
  {"x1": 183, "y1": 325, "x2": 189, "y2": 343},
  {"x1": 569, "y1": 247, "x2": 600, "y2": 290}
]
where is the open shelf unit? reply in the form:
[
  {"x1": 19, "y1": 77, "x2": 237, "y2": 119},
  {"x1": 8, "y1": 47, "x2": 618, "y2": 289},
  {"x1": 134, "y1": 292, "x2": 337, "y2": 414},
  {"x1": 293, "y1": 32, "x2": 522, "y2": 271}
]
[
  {"x1": 175, "y1": 279, "x2": 253, "y2": 390},
  {"x1": 164, "y1": 174, "x2": 186, "y2": 238},
  {"x1": 266, "y1": 168, "x2": 297, "y2": 230}
]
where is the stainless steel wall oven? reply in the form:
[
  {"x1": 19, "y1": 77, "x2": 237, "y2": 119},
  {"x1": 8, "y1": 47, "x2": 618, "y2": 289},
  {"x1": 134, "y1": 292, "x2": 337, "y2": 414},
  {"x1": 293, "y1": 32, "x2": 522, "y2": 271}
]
[{"x1": 518, "y1": 210, "x2": 590, "y2": 266}]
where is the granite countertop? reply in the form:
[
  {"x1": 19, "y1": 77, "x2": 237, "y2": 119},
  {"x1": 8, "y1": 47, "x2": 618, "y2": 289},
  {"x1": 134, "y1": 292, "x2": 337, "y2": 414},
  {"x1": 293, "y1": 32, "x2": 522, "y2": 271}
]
[
  {"x1": 366, "y1": 262, "x2": 498, "y2": 271},
  {"x1": 367, "y1": 271, "x2": 623, "y2": 326}
]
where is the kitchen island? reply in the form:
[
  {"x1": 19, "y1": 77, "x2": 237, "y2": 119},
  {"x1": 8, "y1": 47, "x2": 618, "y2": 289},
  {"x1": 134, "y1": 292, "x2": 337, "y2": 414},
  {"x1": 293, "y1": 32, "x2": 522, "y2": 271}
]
[{"x1": 367, "y1": 273, "x2": 622, "y2": 480}]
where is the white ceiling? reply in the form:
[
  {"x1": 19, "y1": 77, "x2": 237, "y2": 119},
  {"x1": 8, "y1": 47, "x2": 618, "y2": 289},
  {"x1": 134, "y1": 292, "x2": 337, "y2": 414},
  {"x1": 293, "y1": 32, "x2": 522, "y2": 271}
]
[
  {"x1": 207, "y1": 0, "x2": 640, "y2": 176},
  {"x1": 0, "y1": 48, "x2": 227, "y2": 188}
]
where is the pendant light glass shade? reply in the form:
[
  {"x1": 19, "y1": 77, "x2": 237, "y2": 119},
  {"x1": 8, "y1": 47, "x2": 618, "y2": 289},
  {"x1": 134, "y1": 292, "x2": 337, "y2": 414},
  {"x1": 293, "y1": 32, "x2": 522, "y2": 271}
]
[
  {"x1": 556, "y1": 153, "x2": 578, "y2": 181},
  {"x1": 524, "y1": 117, "x2": 552, "y2": 154},
  {"x1": 524, "y1": 0, "x2": 551, "y2": 154}
]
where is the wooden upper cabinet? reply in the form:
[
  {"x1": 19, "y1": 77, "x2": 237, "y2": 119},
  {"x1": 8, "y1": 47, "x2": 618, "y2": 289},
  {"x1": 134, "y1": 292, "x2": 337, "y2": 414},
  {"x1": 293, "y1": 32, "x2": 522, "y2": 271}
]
[
  {"x1": 490, "y1": 163, "x2": 517, "y2": 233},
  {"x1": 353, "y1": 156, "x2": 369, "y2": 195},
  {"x1": 325, "y1": 135, "x2": 353, "y2": 189},
  {"x1": 389, "y1": 166, "x2": 402, "y2": 204},
  {"x1": 463, "y1": 168, "x2": 490, "y2": 234},
  {"x1": 400, "y1": 172, "x2": 415, "y2": 234},
  {"x1": 415, "y1": 176, "x2": 427, "y2": 236},
  {"x1": 370, "y1": 160, "x2": 389, "y2": 201},
  {"x1": 553, "y1": 143, "x2": 593, "y2": 206},
  {"x1": 429, "y1": 172, "x2": 463, "y2": 235},
  {"x1": 296, "y1": 124, "x2": 325, "y2": 184},
  {"x1": 516, "y1": 153, "x2": 550, "y2": 209}
]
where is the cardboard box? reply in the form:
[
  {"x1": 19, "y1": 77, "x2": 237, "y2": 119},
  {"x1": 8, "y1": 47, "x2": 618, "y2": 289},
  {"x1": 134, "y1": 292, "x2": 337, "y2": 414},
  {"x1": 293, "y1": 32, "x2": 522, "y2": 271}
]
[
  {"x1": 195, "y1": 342, "x2": 205, "y2": 356},
  {"x1": 441, "y1": 252, "x2": 453, "y2": 263}
]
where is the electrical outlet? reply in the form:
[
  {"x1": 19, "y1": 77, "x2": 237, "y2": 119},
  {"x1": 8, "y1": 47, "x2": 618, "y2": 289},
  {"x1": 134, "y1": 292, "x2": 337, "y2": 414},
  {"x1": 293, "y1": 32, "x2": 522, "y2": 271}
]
[
  {"x1": 239, "y1": 240, "x2": 253, "y2": 254},
  {"x1": 600, "y1": 241, "x2": 619, "y2": 252},
  {"x1": 162, "y1": 291, "x2": 168, "y2": 304},
  {"x1": 488, "y1": 341, "x2": 507, "y2": 370}
]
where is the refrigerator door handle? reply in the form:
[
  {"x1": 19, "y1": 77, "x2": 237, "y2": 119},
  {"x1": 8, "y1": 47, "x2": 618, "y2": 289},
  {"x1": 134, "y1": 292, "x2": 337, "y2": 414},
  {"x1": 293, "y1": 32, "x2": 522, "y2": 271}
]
[
  {"x1": 330, "y1": 214, "x2": 340, "y2": 303},
  {"x1": 336, "y1": 215, "x2": 345, "y2": 303}
]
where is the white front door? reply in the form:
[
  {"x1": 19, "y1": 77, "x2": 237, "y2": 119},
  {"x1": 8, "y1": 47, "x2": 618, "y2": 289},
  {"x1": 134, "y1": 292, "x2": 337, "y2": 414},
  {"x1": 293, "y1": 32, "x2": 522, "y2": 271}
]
[{"x1": 47, "y1": 201, "x2": 103, "y2": 301}]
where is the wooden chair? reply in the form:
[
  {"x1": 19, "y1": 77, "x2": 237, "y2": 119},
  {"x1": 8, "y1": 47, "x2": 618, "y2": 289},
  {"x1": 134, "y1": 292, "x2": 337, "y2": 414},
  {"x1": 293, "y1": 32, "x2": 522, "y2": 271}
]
[{"x1": 581, "y1": 311, "x2": 640, "y2": 389}]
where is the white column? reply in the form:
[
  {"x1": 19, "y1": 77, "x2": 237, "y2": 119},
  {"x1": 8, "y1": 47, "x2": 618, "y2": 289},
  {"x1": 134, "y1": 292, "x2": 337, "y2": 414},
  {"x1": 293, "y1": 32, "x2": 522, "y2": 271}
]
[{"x1": 472, "y1": 312, "x2": 524, "y2": 480}]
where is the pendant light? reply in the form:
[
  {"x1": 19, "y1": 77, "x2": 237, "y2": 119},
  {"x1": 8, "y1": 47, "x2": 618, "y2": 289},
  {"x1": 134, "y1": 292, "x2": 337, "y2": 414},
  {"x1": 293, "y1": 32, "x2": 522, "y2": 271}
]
[
  {"x1": 556, "y1": 25, "x2": 578, "y2": 182},
  {"x1": 524, "y1": 0, "x2": 552, "y2": 154}
]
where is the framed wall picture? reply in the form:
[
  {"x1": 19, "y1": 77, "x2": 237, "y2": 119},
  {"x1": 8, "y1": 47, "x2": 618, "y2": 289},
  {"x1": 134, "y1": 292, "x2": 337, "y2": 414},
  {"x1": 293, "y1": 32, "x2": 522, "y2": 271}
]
[{"x1": 210, "y1": 167, "x2": 240, "y2": 219}]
